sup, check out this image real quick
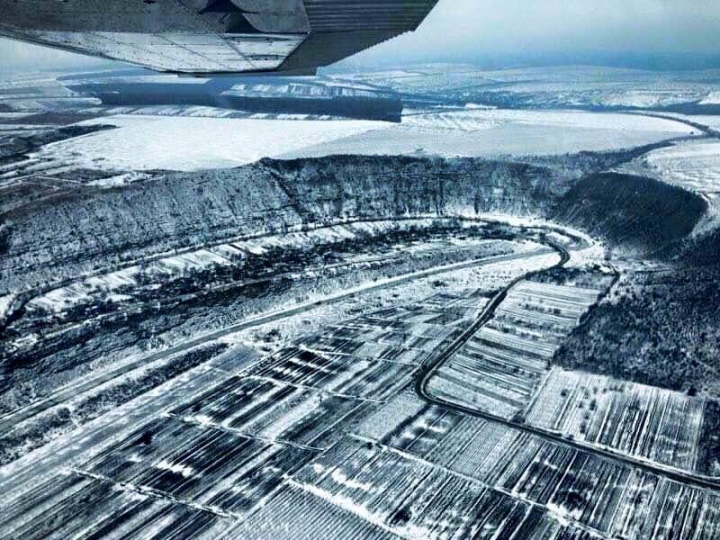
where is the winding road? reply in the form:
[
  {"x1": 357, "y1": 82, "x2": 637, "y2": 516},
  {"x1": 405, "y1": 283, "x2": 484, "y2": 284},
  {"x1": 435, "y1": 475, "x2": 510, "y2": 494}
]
[
  {"x1": 6, "y1": 230, "x2": 717, "y2": 493},
  {"x1": 414, "y1": 241, "x2": 720, "y2": 491},
  {"x1": 0, "y1": 246, "x2": 554, "y2": 433}
]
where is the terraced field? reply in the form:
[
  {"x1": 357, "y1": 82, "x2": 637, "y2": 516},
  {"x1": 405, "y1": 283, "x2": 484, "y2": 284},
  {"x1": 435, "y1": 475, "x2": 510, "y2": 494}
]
[
  {"x1": 4, "y1": 274, "x2": 720, "y2": 539},
  {"x1": 299, "y1": 293, "x2": 489, "y2": 366},
  {"x1": 527, "y1": 368, "x2": 705, "y2": 473},
  {"x1": 426, "y1": 280, "x2": 605, "y2": 419},
  {"x1": 354, "y1": 390, "x2": 720, "y2": 538}
]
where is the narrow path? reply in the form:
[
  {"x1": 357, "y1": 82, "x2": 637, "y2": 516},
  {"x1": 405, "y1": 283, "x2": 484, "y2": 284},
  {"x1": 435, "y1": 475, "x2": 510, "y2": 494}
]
[
  {"x1": 415, "y1": 242, "x2": 720, "y2": 491},
  {"x1": 628, "y1": 111, "x2": 720, "y2": 138}
]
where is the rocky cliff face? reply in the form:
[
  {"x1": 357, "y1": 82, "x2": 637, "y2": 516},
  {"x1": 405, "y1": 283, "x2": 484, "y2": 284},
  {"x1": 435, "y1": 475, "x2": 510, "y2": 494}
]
[
  {"x1": 1, "y1": 166, "x2": 302, "y2": 292},
  {"x1": 262, "y1": 156, "x2": 564, "y2": 221},
  {"x1": 0, "y1": 152, "x2": 707, "y2": 295},
  {"x1": 1, "y1": 156, "x2": 565, "y2": 293}
]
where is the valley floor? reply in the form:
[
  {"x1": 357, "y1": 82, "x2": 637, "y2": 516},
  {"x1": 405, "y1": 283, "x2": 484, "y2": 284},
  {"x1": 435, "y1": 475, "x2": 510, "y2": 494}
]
[{"x1": 2, "y1": 222, "x2": 719, "y2": 539}]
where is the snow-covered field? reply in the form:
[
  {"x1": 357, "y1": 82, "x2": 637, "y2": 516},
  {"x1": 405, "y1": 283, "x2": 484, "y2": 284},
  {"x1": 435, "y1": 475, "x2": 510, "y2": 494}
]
[
  {"x1": 26, "y1": 109, "x2": 697, "y2": 173},
  {"x1": 613, "y1": 134, "x2": 720, "y2": 230},
  {"x1": 687, "y1": 115, "x2": 720, "y2": 131},
  {"x1": 282, "y1": 109, "x2": 697, "y2": 160},
  {"x1": 33, "y1": 115, "x2": 383, "y2": 172},
  {"x1": 406, "y1": 108, "x2": 694, "y2": 132},
  {"x1": 700, "y1": 92, "x2": 720, "y2": 105},
  {"x1": 643, "y1": 139, "x2": 720, "y2": 197},
  {"x1": 526, "y1": 367, "x2": 705, "y2": 473},
  {"x1": 339, "y1": 65, "x2": 720, "y2": 111},
  {"x1": 600, "y1": 90, "x2": 699, "y2": 109}
]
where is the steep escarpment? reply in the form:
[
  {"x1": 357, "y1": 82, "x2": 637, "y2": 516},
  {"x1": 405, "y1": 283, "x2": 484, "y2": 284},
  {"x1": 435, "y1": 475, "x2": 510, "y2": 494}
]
[
  {"x1": 0, "y1": 153, "x2": 708, "y2": 294},
  {"x1": 1, "y1": 166, "x2": 302, "y2": 292},
  {"x1": 682, "y1": 227, "x2": 720, "y2": 267},
  {"x1": 0, "y1": 156, "x2": 564, "y2": 293},
  {"x1": 555, "y1": 233, "x2": 720, "y2": 401},
  {"x1": 555, "y1": 198, "x2": 720, "y2": 402},
  {"x1": 262, "y1": 155, "x2": 564, "y2": 221}
]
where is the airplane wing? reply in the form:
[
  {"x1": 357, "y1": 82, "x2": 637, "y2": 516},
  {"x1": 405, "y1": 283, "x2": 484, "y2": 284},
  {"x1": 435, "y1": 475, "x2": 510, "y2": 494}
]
[{"x1": 0, "y1": 0, "x2": 440, "y2": 75}]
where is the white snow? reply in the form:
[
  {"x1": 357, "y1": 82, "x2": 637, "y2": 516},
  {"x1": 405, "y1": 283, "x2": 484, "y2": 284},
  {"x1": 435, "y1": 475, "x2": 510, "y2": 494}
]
[
  {"x1": 34, "y1": 115, "x2": 384, "y2": 172},
  {"x1": 88, "y1": 172, "x2": 153, "y2": 187},
  {"x1": 0, "y1": 294, "x2": 14, "y2": 320},
  {"x1": 691, "y1": 116, "x2": 720, "y2": 131},
  {"x1": 27, "y1": 248, "x2": 235, "y2": 314},
  {"x1": 329, "y1": 469, "x2": 375, "y2": 493},
  {"x1": 282, "y1": 109, "x2": 697, "y2": 160},
  {"x1": 645, "y1": 140, "x2": 720, "y2": 193},
  {"x1": 411, "y1": 109, "x2": 693, "y2": 132},
  {"x1": 637, "y1": 139, "x2": 720, "y2": 226},
  {"x1": 700, "y1": 92, "x2": 720, "y2": 105},
  {"x1": 28, "y1": 109, "x2": 697, "y2": 173},
  {"x1": 155, "y1": 459, "x2": 195, "y2": 478},
  {"x1": 600, "y1": 90, "x2": 700, "y2": 109},
  {"x1": 30, "y1": 285, "x2": 94, "y2": 314}
]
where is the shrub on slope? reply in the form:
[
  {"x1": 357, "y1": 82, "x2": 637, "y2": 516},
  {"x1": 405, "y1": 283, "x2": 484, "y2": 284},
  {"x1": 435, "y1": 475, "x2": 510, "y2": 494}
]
[
  {"x1": 683, "y1": 228, "x2": 720, "y2": 267},
  {"x1": 550, "y1": 172, "x2": 707, "y2": 254}
]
